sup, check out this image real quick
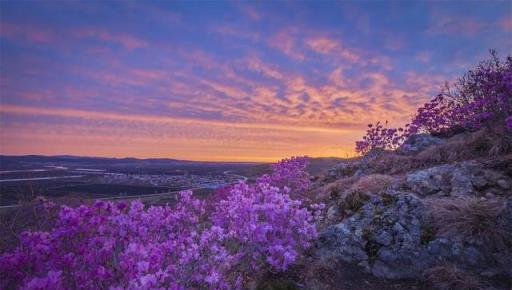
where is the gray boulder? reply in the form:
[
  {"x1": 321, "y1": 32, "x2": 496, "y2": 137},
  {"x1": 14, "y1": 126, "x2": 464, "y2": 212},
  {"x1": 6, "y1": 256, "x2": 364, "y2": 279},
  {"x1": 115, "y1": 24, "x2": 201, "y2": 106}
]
[
  {"x1": 405, "y1": 161, "x2": 512, "y2": 197},
  {"x1": 324, "y1": 160, "x2": 366, "y2": 181},
  {"x1": 315, "y1": 191, "x2": 511, "y2": 279},
  {"x1": 317, "y1": 192, "x2": 432, "y2": 279},
  {"x1": 397, "y1": 133, "x2": 444, "y2": 155}
]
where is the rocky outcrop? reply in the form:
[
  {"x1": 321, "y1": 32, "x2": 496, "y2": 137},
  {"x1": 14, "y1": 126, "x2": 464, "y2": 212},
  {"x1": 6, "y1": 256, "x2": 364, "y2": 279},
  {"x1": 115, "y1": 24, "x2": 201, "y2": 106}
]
[
  {"x1": 313, "y1": 128, "x2": 512, "y2": 285},
  {"x1": 324, "y1": 160, "x2": 365, "y2": 182},
  {"x1": 315, "y1": 191, "x2": 512, "y2": 279},
  {"x1": 404, "y1": 160, "x2": 512, "y2": 197}
]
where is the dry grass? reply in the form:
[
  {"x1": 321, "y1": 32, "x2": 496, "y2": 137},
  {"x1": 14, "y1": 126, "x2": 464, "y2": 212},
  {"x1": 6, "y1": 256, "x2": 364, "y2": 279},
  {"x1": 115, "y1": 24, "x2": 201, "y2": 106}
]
[
  {"x1": 351, "y1": 174, "x2": 396, "y2": 194},
  {"x1": 417, "y1": 126, "x2": 511, "y2": 164},
  {"x1": 313, "y1": 174, "x2": 396, "y2": 218},
  {"x1": 366, "y1": 126, "x2": 512, "y2": 175},
  {"x1": 367, "y1": 154, "x2": 417, "y2": 174},
  {"x1": 310, "y1": 176, "x2": 359, "y2": 202},
  {"x1": 423, "y1": 264, "x2": 487, "y2": 290},
  {"x1": 426, "y1": 197, "x2": 511, "y2": 252}
]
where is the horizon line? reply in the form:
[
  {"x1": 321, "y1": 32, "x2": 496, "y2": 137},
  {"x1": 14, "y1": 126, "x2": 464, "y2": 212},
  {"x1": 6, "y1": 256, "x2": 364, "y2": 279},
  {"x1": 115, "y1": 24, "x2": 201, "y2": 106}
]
[{"x1": 0, "y1": 153, "x2": 348, "y2": 164}]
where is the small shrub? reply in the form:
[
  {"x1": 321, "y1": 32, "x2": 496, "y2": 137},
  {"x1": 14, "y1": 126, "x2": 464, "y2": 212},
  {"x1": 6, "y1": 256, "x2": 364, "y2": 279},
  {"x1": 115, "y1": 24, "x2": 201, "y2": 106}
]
[
  {"x1": 355, "y1": 121, "x2": 405, "y2": 154},
  {"x1": 364, "y1": 240, "x2": 380, "y2": 260},
  {"x1": 338, "y1": 189, "x2": 372, "y2": 213},
  {"x1": 423, "y1": 264, "x2": 487, "y2": 290},
  {"x1": 380, "y1": 192, "x2": 396, "y2": 206},
  {"x1": 427, "y1": 197, "x2": 511, "y2": 252},
  {"x1": 329, "y1": 185, "x2": 342, "y2": 200},
  {"x1": 420, "y1": 224, "x2": 436, "y2": 245}
]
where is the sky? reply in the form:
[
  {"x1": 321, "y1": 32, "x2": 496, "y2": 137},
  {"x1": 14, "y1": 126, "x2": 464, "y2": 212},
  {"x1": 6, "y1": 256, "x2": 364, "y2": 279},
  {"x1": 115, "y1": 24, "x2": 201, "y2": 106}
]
[{"x1": 0, "y1": 1, "x2": 511, "y2": 162}]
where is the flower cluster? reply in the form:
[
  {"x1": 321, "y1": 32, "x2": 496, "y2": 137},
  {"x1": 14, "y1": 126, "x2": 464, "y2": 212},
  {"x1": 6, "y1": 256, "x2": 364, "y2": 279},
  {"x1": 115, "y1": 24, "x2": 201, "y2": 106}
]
[
  {"x1": 213, "y1": 182, "x2": 319, "y2": 272},
  {"x1": 355, "y1": 121, "x2": 407, "y2": 155},
  {"x1": 0, "y1": 157, "x2": 321, "y2": 289},
  {"x1": 257, "y1": 156, "x2": 311, "y2": 193},
  {"x1": 355, "y1": 51, "x2": 512, "y2": 155}
]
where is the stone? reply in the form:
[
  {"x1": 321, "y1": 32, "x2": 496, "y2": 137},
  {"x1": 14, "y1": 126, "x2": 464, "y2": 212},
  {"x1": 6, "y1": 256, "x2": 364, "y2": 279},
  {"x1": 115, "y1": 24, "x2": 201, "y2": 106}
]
[
  {"x1": 462, "y1": 246, "x2": 483, "y2": 266},
  {"x1": 357, "y1": 260, "x2": 371, "y2": 273},
  {"x1": 314, "y1": 154, "x2": 512, "y2": 282},
  {"x1": 404, "y1": 161, "x2": 512, "y2": 197},
  {"x1": 397, "y1": 134, "x2": 444, "y2": 155},
  {"x1": 317, "y1": 192, "x2": 432, "y2": 279},
  {"x1": 324, "y1": 160, "x2": 366, "y2": 181},
  {"x1": 315, "y1": 190, "x2": 512, "y2": 279},
  {"x1": 471, "y1": 174, "x2": 488, "y2": 189},
  {"x1": 405, "y1": 166, "x2": 448, "y2": 196},
  {"x1": 497, "y1": 179, "x2": 510, "y2": 190},
  {"x1": 326, "y1": 205, "x2": 339, "y2": 221},
  {"x1": 375, "y1": 231, "x2": 393, "y2": 246}
]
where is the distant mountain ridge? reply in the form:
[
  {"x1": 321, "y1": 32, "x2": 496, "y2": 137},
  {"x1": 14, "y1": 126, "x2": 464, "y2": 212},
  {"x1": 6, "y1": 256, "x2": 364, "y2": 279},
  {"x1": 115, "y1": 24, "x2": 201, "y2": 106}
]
[{"x1": 0, "y1": 155, "x2": 262, "y2": 166}]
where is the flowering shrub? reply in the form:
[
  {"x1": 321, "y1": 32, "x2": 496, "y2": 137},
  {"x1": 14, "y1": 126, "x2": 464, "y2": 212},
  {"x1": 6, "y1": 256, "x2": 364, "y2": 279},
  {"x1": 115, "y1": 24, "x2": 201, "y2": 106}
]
[
  {"x1": 356, "y1": 51, "x2": 512, "y2": 155},
  {"x1": 355, "y1": 121, "x2": 406, "y2": 154},
  {"x1": 257, "y1": 156, "x2": 311, "y2": 193},
  {"x1": 0, "y1": 157, "x2": 321, "y2": 289},
  {"x1": 412, "y1": 51, "x2": 511, "y2": 135},
  {"x1": 214, "y1": 182, "x2": 320, "y2": 272}
]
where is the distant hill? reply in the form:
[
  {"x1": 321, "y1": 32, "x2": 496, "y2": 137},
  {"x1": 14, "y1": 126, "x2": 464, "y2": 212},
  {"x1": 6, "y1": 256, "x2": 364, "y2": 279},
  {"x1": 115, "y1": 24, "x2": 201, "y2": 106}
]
[
  {"x1": 0, "y1": 155, "x2": 344, "y2": 176},
  {"x1": 306, "y1": 157, "x2": 344, "y2": 175},
  {"x1": 0, "y1": 155, "x2": 260, "y2": 169}
]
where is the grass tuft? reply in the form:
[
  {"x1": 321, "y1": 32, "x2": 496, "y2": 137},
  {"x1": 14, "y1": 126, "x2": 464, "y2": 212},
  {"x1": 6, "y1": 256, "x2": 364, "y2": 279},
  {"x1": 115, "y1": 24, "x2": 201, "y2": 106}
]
[
  {"x1": 423, "y1": 264, "x2": 487, "y2": 290},
  {"x1": 426, "y1": 197, "x2": 511, "y2": 252}
]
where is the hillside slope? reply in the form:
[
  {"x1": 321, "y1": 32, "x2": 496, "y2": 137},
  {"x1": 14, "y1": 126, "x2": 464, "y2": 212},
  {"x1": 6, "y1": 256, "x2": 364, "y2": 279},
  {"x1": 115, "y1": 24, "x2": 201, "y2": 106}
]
[{"x1": 300, "y1": 127, "x2": 511, "y2": 290}]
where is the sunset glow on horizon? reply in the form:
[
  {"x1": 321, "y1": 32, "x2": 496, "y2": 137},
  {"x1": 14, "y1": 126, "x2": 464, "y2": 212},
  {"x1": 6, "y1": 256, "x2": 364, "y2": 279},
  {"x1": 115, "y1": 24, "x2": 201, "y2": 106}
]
[{"x1": 1, "y1": 1, "x2": 511, "y2": 162}]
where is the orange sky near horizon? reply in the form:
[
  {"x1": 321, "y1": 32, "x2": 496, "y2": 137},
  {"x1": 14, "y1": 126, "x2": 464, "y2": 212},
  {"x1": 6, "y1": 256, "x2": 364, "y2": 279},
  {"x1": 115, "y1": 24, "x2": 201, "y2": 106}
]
[{"x1": 0, "y1": 104, "x2": 360, "y2": 162}]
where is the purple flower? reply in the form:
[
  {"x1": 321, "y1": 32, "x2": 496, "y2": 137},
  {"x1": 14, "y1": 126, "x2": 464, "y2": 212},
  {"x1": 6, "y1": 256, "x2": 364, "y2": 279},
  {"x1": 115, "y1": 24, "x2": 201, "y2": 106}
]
[
  {"x1": 0, "y1": 157, "x2": 320, "y2": 290},
  {"x1": 355, "y1": 52, "x2": 512, "y2": 154}
]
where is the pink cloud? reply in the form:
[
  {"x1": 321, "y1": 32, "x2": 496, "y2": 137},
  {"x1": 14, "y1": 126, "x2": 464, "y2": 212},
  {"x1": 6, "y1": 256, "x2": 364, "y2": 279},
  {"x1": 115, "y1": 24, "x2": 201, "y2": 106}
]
[
  {"x1": 428, "y1": 14, "x2": 486, "y2": 36},
  {"x1": 245, "y1": 56, "x2": 284, "y2": 80},
  {"x1": 415, "y1": 51, "x2": 432, "y2": 63},
  {"x1": 0, "y1": 21, "x2": 55, "y2": 43},
  {"x1": 211, "y1": 25, "x2": 260, "y2": 42},
  {"x1": 237, "y1": 3, "x2": 261, "y2": 21},
  {"x1": 305, "y1": 36, "x2": 339, "y2": 54},
  {"x1": 304, "y1": 36, "x2": 360, "y2": 63},
  {"x1": 131, "y1": 69, "x2": 168, "y2": 81},
  {"x1": 499, "y1": 15, "x2": 512, "y2": 32},
  {"x1": 267, "y1": 30, "x2": 305, "y2": 61},
  {"x1": 74, "y1": 27, "x2": 148, "y2": 50},
  {"x1": 0, "y1": 22, "x2": 148, "y2": 50},
  {"x1": 382, "y1": 34, "x2": 405, "y2": 51},
  {"x1": 200, "y1": 79, "x2": 247, "y2": 98}
]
